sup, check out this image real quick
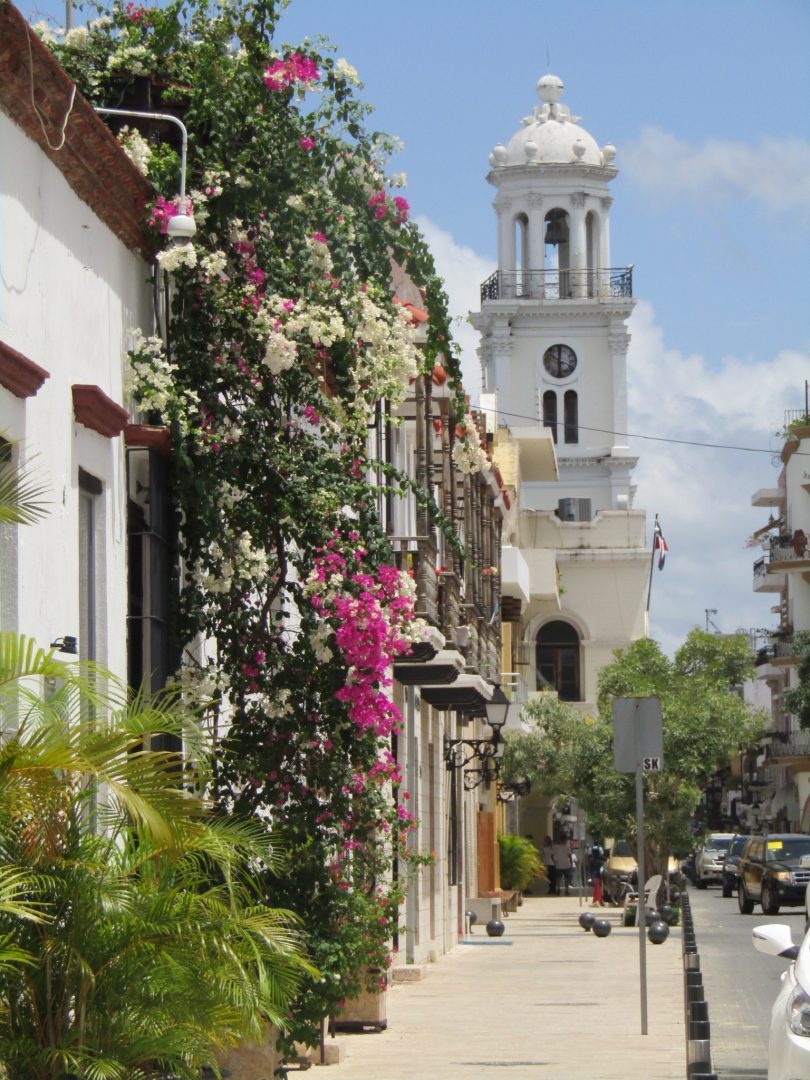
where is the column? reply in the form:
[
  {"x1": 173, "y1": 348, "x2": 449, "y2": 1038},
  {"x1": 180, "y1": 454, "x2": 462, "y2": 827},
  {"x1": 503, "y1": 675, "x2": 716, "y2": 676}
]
[
  {"x1": 609, "y1": 331, "x2": 629, "y2": 451},
  {"x1": 570, "y1": 193, "x2": 587, "y2": 297},
  {"x1": 600, "y1": 196, "x2": 613, "y2": 294}
]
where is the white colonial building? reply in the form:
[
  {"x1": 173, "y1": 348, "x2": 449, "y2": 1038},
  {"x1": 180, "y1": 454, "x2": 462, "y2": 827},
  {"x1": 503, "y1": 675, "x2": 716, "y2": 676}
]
[
  {"x1": 0, "y1": 5, "x2": 157, "y2": 690},
  {"x1": 473, "y1": 73, "x2": 650, "y2": 719}
]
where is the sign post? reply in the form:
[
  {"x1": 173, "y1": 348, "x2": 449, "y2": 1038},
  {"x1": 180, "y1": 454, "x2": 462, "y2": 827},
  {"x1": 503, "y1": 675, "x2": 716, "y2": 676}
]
[{"x1": 612, "y1": 696, "x2": 663, "y2": 1036}]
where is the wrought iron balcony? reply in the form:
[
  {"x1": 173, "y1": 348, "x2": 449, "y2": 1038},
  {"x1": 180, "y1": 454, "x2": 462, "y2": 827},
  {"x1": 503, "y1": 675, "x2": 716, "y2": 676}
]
[
  {"x1": 480, "y1": 266, "x2": 633, "y2": 303},
  {"x1": 765, "y1": 730, "x2": 810, "y2": 762}
]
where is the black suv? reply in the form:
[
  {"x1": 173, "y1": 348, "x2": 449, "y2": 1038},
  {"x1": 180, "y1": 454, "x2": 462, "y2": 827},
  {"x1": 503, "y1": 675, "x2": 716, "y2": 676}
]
[
  {"x1": 737, "y1": 834, "x2": 810, "y2": 915},
  {"x1": 721, "y1": 834, "x2": 750, "y2": 898}
]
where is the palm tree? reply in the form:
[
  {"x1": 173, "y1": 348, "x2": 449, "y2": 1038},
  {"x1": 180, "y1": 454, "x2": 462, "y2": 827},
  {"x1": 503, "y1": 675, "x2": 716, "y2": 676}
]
[{"x1": 0, "y1": 637, "x2": 313, "y2": 1079}]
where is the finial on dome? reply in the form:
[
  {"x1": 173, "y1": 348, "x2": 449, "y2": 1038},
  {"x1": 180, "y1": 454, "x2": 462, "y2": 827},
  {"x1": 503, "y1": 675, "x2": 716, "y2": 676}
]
[
  {"x1": 536, "y1": 74, "x2": 564, "y2": 104},
  {"x1": 601, "y1": 143, "x2": 616, "y2": 164}
]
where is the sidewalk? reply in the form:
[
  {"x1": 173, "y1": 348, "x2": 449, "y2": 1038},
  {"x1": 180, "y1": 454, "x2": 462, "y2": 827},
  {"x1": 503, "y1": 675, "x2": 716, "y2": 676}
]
[{"x1": 324, "y1": 895, "x2": 686, "y2": 1079}]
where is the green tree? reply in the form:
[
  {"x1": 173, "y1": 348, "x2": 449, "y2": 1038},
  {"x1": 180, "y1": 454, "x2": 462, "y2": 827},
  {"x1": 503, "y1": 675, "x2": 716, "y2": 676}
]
[
  {"x1": 783, "y1": 631, "x2": 810, "y2": 728},
  {"x1": 504, "y1": 632, "x2": 765, "y2": 873},
  {"x1": 0, "y1": 635, "x2": 312, "y2": 1080}
]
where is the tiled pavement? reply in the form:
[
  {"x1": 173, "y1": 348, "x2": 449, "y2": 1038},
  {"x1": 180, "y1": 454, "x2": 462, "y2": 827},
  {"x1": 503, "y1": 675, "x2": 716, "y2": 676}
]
[{"x1": 322, "y1": 895, "x2": 686, "y2": 1079}]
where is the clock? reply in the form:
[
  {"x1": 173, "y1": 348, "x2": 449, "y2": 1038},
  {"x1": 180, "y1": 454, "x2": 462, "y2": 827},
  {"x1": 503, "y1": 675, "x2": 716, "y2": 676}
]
[{"x1": 543, "y1": 344, "x2": 577, "y2": 378}]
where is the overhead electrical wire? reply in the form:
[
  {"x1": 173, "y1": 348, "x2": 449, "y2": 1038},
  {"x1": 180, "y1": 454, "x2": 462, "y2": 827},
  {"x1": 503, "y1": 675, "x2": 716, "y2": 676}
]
[{"x1": 473, "y1": 403, "x2": 810, "y2": 456}]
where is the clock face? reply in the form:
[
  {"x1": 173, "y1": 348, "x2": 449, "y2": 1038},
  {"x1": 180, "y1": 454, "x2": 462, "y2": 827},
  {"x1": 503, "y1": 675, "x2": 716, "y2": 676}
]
[{"x1": 543, "y1": 344, "x2": 577, "y2": 379}]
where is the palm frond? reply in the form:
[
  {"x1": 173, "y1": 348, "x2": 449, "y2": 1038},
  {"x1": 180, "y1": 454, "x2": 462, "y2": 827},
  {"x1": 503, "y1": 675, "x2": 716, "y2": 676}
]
[{"x1": 0, "y1": 446, "x2": 49, "y2": 526}]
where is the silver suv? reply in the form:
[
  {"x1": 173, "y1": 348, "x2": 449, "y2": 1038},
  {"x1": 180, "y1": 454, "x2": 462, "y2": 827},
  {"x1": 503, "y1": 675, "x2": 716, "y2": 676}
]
[{"x1": 695, "y1": 833, "x2": 735, "y2": 888}]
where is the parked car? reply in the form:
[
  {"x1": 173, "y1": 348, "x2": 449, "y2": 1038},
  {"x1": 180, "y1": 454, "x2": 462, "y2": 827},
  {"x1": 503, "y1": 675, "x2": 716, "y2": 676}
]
[
  {"x1": 603, "y1": 839, "x2": 637, "y2": 904},
  {"x1": 752, "y1": 921, "x2": 810, "y2": 1080},
  {"x1": 694, "y1": 832, "x2": 735, "y2": 888},
  {"x1": 738, "y1": 834, "x2": 810, "y2": 915},
  {"x1": 721, "y1": 833, "x2": 750, "y2": 898}
]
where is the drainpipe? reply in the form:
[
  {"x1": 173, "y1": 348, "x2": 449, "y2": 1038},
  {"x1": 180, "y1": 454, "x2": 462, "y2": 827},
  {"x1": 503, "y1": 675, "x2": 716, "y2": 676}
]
[{"x1": 405, "y1": 685, "x2": 418, "y2": 963}]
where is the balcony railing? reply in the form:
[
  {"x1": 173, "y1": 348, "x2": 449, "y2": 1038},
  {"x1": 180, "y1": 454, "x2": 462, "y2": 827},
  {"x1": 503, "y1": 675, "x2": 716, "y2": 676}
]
[
  {"x1": 480, "y1": 267, "x2": 633, "y2": 303},
  {"x1": 766, "y1": 731, "x2": 810, "y2": 761}
]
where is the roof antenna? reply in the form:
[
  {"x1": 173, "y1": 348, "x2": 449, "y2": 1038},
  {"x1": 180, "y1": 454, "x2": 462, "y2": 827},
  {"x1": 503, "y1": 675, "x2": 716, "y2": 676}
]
[{"x1": 546, "y1": 45, "x2": 551, "y2": 71}]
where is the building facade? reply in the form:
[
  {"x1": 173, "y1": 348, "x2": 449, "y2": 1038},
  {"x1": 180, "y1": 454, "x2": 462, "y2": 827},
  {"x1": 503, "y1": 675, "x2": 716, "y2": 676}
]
[
  {"x1": 748, "y1": 417, "x2": 810, "y2": 830},
  {"x1": 472, "y1": 74, "x2": 650, "y2": 843},
  {"x1": 0, "y1": 6, "x2": 153, "y2": 687}
]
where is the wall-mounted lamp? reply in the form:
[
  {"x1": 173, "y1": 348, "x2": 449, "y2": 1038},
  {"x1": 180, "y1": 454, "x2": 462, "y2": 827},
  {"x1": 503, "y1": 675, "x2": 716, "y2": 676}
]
[
  {"x1": 92, "y1": 107, "x2": 195, "y2": 238},
  {"x1": 444, "y1": 685, "x2": 512, "y2": 786},
  {"x1": 50, "y1": 635, "x2": 78, "y2": 655},
  {"x1": 497, "y1": 777, "x2": 531, "y2": 803}
]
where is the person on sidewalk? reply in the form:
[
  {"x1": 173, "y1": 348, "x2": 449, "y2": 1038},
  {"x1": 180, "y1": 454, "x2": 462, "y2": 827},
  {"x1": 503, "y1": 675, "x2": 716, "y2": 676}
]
[
  {"x1": 551, "y1": 838, "x2": 573, "y2": 895},
  {"x1": 542, "y1": 836, "x2": 557, "y2": 895},
  {"x1": 589, "y1": 841, "x2": 606, "y2": 905}
]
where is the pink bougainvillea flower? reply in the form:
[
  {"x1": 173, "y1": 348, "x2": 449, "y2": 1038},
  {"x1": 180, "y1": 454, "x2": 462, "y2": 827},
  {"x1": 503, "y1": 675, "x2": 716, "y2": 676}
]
[
  {"x1": 299, "y1": 135, "x2": 316, "y2": 151},
  {"x1": 264, "y1": 53, "x2": 320, "y2": 91}
]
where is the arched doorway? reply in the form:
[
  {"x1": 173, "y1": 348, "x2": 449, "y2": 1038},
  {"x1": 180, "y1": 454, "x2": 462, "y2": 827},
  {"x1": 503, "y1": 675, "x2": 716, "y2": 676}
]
[{"x1": 536, "y1": 620, "x2": 581, "y2": 700}]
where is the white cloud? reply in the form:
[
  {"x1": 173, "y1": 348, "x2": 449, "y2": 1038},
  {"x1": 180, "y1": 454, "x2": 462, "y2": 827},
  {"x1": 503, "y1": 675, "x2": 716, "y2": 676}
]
[
  {"x1": 622, "y1": 127, "x2": 810, "y2": 212},
  {"x1": 414, "y1": 215, "x2": 495, "y2": 400},
  {"x1": 628, "y1": 300, "x2": 810, "y2": 653}
]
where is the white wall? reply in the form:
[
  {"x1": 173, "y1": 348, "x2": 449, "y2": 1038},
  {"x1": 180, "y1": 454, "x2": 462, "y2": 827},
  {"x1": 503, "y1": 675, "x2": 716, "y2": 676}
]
[{"x1": 0, "y1": 112, "x2": 151, "y2": 681}]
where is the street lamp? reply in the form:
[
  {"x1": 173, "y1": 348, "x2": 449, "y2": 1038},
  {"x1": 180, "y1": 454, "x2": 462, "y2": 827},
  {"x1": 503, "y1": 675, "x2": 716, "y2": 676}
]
[{"x1": 444, "y1": 684, "x2": 513, "y2": 787}]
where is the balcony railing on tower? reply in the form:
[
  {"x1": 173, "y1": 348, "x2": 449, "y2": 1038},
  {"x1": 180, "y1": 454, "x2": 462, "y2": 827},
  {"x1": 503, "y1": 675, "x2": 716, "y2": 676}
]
[{"x1": 480, "y1": 266, "x2": 633, "y2": 303}]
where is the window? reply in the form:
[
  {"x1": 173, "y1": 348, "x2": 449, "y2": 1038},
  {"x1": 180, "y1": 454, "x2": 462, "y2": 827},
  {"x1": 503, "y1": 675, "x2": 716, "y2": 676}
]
[
  {"x1": 127, "y1": 447, "x2": 179, "y2": 752},
  {"x1": 78, "y1": 469, "x2": 102, "y2": 665},
  {"x1": 543, "y1": 391, "x2": 557, "y2": 444},
  {"x1": 564, "y1": 390, "x2": 578, "y2": 444},
  {"x1": 536, "y1": 620, "x2": 580, "y2": 701}
]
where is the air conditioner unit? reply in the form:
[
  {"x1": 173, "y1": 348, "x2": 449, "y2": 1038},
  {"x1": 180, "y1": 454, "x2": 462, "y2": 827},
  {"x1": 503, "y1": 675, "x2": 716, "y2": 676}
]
[
  {"x1": 556, "y1": 498, "x2": 591, "y2": 522},
  {"x1": 557, "y1": 498, "x2": 577, "y2": 521}
]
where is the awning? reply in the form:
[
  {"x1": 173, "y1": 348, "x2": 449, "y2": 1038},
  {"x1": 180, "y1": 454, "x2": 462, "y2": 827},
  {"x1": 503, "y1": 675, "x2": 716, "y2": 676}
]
[{"x1": 419, "y1": 673, "x2": 494, "y2": 716}]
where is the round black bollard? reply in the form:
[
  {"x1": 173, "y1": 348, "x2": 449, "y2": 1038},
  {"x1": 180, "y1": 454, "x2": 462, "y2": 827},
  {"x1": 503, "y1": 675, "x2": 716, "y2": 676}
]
[
  {"x1": 689, "y1": 1000, "x2": 709, "y2": 1023},
  {"x1": 686, "y1": 983, "x2": 705, "y2": 1005},
  {"x1": 689, "y1": 1019, "x2": 711, "y2": 1041},
  {"x1": 466, "y1": 909, "x2": 477, "y2": 927},
  {"x1": 684, "y1": 952, "x2": 701, "y2": 971},
  {"x1": 486, "y1": 919, "x2": 505, "y2": 938},
  {"x1": 592, "y1": 918, "x2": 612, "y2": 938},
  {"x1": 645, "y1": 907, "x2": 660, "y2": 926},
  {"x1": 579, "y1": 911, "x2": 596, "y2": 932},
  {"x1": 659, "y1": 902, "x2": 674, "y2": 924},
  {"x1": 648, "y1": 919, "x2": 670, "y2": 944}
]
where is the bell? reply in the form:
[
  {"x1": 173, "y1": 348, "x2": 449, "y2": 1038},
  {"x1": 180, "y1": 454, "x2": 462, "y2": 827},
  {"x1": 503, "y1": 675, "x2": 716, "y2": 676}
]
[{"x1": 544, "y1": 210, "x2": 568, "y2": 246}]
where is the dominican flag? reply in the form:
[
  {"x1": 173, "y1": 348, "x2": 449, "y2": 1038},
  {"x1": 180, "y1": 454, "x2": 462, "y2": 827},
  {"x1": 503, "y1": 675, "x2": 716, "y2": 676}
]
[{"x1": 653, "y1": 521, "x2": 669, "y2": 570}]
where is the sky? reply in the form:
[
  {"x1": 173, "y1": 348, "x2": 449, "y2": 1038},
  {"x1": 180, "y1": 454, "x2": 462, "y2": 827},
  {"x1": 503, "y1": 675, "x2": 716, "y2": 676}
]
[{"x1": 24, "y1": 0, "x2": 810, "y2": 653}]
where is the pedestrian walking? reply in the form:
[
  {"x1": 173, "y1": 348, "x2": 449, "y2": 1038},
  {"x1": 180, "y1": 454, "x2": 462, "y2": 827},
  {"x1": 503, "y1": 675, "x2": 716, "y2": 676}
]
[
  {"x1": 551, "y1": 838, "x2": 573, "y2": 895},
  {"x1": 542, "y1": 835, "x2": 557, "y2": 895},
  {"x1": 589, "y1": 841, "x2": 606, "y2": 905}
]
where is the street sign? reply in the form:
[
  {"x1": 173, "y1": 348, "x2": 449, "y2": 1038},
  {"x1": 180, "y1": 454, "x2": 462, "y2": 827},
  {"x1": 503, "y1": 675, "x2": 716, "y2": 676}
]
[
  {"x1": 611, "y1": 696, "x2": 664, "y2": 1037},
  {"x1": 612, "y1": 697, "x2": 663, "y2": 773}
]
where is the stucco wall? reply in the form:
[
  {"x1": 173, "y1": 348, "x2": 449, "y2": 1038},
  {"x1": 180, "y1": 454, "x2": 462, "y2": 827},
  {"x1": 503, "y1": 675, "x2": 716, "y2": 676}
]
[{"x1": 0, "y1": 111, "x2": 151, "y2": 680}]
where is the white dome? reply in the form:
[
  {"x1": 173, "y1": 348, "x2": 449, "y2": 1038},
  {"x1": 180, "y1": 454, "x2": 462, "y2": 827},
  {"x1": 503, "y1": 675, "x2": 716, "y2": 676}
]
[{"x1": 491, "y1": 74, "x2": 607, "y2": 168}]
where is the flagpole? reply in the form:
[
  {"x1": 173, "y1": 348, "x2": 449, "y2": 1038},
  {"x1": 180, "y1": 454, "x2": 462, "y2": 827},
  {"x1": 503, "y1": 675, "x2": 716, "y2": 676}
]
[{"x1": 645, "y1": 513, "x2": 659, "y2": 615}]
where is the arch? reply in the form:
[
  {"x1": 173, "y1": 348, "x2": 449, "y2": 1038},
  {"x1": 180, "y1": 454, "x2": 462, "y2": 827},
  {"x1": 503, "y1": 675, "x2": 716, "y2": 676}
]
[
  {"x1": 585, "y1": 210, "x2": 601, "y2": 297},
  {"x1": 542, "y1": 390, "x2": 557, "y2": 443},
  {"x1": 543, "y1": 208, "x2": 570, "y2": 298},
  {"x1": 563, "y1": 389, "x2": 578, "y2": 444},
  {"x1": 535, "y1": 619, "x2": 581, "y2": 701},
  {"x1": 514, "y1": 212, "x2": 529, "y2": 296}
]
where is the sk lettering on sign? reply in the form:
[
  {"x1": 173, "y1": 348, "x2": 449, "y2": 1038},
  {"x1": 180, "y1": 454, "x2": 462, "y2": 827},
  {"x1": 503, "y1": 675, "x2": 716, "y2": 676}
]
[{"x1": 643, "y1": 757, "x2": 662, "y2": 771}]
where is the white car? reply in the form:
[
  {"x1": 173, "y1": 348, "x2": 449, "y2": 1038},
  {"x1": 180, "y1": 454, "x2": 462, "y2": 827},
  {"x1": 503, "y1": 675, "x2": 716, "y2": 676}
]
[
  {"x1": 752, "y1": 921, "x2": 810, "y2": 1079},
  {"x1": 694, "y1": 833, "x2": 735, "y2": 888}
]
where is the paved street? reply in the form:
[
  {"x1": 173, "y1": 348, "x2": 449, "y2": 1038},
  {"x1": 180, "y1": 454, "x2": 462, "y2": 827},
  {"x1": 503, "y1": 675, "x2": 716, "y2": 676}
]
[
  {"x1": 688, "y1": 882, "x2": 804, "y2": 1079},
  {"x1": 325, "y1": 895, "x2": 685, "y2": 1079}
]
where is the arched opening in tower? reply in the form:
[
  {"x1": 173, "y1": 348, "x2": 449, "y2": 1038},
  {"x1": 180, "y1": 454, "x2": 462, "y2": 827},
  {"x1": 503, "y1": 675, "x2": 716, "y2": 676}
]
[
  {"x1": 543, "y1": 208, "x2": 570, "y2": 299},
  {"x1": 536, "y1": 620, "x2": 581, "y2": 700}
]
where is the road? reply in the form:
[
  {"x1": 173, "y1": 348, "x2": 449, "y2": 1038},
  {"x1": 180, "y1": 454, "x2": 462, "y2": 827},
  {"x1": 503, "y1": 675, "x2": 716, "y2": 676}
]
[{"x1": 688, "y1": 881, "x2": 806, "y2": 1079}]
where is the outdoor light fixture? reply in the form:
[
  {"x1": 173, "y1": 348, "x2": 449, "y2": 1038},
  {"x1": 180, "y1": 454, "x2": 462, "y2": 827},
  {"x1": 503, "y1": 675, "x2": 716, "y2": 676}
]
[
  {"x1": 497, "y1": 778, "x2": 532, "y2": 803},
  {"x1": 92, "y1": 107, "x2": 195, "y2": 238},
  {"x1": 444, "y1": 684, "x2": 513, "y2": 787},
  {"x1": 50, "y1": 635, "x2": 78, "y2": 654}
]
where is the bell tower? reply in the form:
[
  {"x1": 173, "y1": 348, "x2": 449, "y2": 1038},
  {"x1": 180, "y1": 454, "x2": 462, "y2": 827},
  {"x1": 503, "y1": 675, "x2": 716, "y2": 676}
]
[{"x1": 475, "y1": 75, "x2": 649, "y2": 708}]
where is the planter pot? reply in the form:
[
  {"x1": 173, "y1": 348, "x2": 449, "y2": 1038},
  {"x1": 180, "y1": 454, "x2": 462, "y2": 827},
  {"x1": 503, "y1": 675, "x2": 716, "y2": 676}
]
[
  {"x1": 623, "y1": 903, "x2": 637, "y2": 927},
  {"x1": 332, "y1": 967, "x2": 387, "y2": 1032},
  {"x1": 217, "y1": 1022, "x2": 281, "y2": 1079}
]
